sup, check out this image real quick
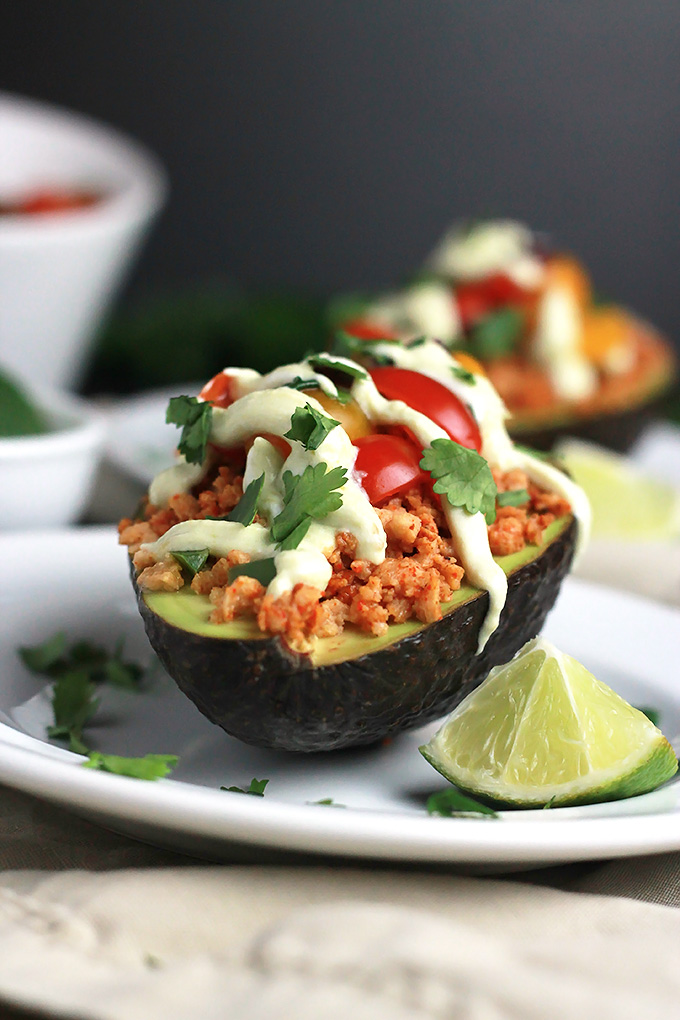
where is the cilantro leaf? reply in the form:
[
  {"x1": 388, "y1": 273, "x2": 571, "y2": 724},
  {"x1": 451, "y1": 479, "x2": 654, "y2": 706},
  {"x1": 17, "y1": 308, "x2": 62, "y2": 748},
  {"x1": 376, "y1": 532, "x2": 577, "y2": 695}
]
[
  {"x1": 270, "y1": 463, "x2": 347, "y2": 547},
  {"x1": 286, "y1": 376, "x2": 321, "y2": 392},
  {"x1": 331, "y1": 330, "x2": 397, "y2": 365},
  {"x1": 497, "y1": 488, "x2": 530, "y2": 508},
  {"x1": 284, "y1": 403, "x2": 339, "y2": 451},
  {"x1": 426, "y1": 788, "x2": 497, "y2": 818},
  {"x1": 227, "y1": 557, "x2": 277, "y2": 587},
  {"x1": 452, "y1": 365, "x2": 476, "y2": 385},
  {"x1": 222, "y1": 777, "x2": 269, "y2": 796},
  {"x1": 468, "y1": 308, "x2": 523, "y2": 360},
  {"x1": 306, "y1": 353, "x2": 368, "y2": 381},
  {"x1": 19, "y1": 631, "x2": 67, "y2": 673},
  {"x1": 308, "y1": 798, "x2": 346, "y2": 808},
  {"x1": 408, "y1": 336, "x2": 427, "y2": 349},
  {"x1": 172, "y1": 549, "x2": 210, "y2": 576},
  {"x1": 47, "y1": 670, "x2": 99, "y2": 754},
  {"x1": 20, "y1": 633, "x2": 143, "y2": 690},
  {"x1": 226, "y1": 473, "x2": 264, "y2": 526},
  {"x1": 166, "y1": 395, "x2": 213, "y2": 465},
  {"x1": 637, "y1": 706, "x2": 660, "y2": 727},
  {"x1": 83, "y1": 752, "x2": 178, "y2": 780},
  {"x1": 420, "y1": 439, "x2": 498, "y2": 523}
]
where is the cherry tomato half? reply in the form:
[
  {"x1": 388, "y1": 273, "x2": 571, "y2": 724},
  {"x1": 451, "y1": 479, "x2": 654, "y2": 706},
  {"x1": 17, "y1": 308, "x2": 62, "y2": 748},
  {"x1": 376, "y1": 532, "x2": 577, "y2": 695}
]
[
  {"x1": 369, "y1": 366, "x2": 482, "y2": 452},
  {"x1": 199, "y1": 372, "x2": 237, "y2": 408},
  {"x1": 341, "y1": 318, "x2": 398, "y2": 341},
  {"x1": 455, "y1": 273, "x2": 532, "y2": 329},
  {"x1": 354, "y1": 433, "x2": 425, "y2": 505}
]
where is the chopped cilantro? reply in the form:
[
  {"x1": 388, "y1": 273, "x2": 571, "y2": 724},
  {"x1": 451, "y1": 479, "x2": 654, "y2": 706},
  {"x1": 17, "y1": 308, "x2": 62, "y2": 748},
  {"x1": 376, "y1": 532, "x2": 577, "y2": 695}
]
[
  {"x1": 286, "y1": 376, "x2": 321, "y2": 392},
  {"x1": 284, "y1": 403, "x2": 339, "y2": 451},
  {"x1": 172, "y1": 549, "x2": 210, "y2": 576},
  {"x1": 227, "y1": 557, "x2": 277, "y2": 587},
  {"x1": 222, "y1": 777, "x2": 269, "y2": 796},
  {"x1": 452, "y1": 365, "x2": 476, "y2": 385},
  {"x1": 308, "y1": 798, "x2": 346, "y2": 808},
  {"x1": 227, "y1": 473, "x2": 264, "y2": 526},
  {"x1": 20, "y1": 633, "x2": 143, "y2": 690},
  {"x1": 497, "y1": 488, "x2": 530, "y2": 508},
  {"x1": 408, "y1": 336, "x2": 427, "y2": 348},
  {"x1": 307, "y1": 353, "x2": 368, "y2": 381},
  {"x1": 426, "y1": 788, "x2": 497, "y2": 818},
  {"x1": 83, "y1": 752, "x2": 178, "y2": 780},
  {"x1": 166, "y1": 395, "x2": 213, "y2": 465},
  {"x1": 468, "y1": 308, "x2": 523, "y2": 360},
  {"x1": 271, "y1": 463, "x2": 347, "y2": 549},
  {"x1": 48, "y1": 670, "x2": 99, "y2": 754},
  {"x1": 420, "y1": 439, "x2": 498, "y2": 523},
  {"x1": 331, "y1": 330, "x2": 396, "y2": 365},
  {"x1": 637, "y1": 706, "x2": 661, "y2": 727}
]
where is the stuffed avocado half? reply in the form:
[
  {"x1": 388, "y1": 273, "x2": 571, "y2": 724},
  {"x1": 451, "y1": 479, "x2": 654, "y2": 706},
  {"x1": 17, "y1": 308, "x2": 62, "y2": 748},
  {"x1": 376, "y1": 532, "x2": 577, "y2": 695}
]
[
  {"x1": 335, "y1": 220, "x2": 676, "y2": 452},
  {"x1": 120, "y1": 340, "x2": 590, "y2": 752}
]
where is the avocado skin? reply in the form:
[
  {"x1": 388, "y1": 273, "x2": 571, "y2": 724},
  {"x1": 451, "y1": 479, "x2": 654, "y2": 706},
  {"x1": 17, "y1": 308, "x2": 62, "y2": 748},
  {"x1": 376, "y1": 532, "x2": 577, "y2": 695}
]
[{"x1": 134, "y1": 518, "x2": 577, "y2": 753}]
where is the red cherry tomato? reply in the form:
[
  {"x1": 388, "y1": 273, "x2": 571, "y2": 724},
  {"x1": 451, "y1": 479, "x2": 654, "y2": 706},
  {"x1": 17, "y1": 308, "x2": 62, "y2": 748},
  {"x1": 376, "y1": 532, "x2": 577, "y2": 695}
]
[
  {"x1": 341, "y1": 318, "x2": 398, "y2": 341},
  {"x1": 354, "y1": 433, "x2": 425, "y2": 505},
  {"x1": 369, "y1": 367, "x2": 482, "y2": 452},
  {"x1": 455, "y1": 273, "x2": 531, "y2": 329},
  {"x1": 199, "y1": 372, "x2": 237, "y2": 408}
]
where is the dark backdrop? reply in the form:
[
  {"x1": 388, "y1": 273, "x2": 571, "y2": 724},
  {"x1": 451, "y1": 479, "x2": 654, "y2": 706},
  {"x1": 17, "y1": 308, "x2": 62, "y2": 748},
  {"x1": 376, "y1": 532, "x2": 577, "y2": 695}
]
[{"x1": 4, "y1": 0, "x2": 680, "y2": 346}]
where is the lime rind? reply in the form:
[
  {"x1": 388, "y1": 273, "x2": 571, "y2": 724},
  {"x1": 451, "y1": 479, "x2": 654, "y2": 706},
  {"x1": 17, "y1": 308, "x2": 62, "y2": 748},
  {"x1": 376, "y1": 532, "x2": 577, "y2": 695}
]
[{"x1": 419, "y1": 636, "x2": 679, "y2": 808}]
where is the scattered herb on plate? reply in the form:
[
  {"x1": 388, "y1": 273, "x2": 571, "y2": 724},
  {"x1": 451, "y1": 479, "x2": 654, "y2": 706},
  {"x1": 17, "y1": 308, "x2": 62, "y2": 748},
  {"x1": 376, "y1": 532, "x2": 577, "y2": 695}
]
[
  {"x1": 83, "y1": 752, "x2": 178, "y2": 780},
  {"x1": 222, "y1": 778, "x2": 269, "y2": 796},
  {"x1": 426, "y1": 788, "x2": 498, "y2": 818}
]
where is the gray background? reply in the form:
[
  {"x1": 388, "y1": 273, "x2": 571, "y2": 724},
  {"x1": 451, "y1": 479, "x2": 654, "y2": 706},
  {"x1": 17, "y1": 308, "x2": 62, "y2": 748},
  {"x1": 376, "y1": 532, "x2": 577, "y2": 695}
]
[{"x1": 3, "y1": 0, "x2": 679, "y2": 345}]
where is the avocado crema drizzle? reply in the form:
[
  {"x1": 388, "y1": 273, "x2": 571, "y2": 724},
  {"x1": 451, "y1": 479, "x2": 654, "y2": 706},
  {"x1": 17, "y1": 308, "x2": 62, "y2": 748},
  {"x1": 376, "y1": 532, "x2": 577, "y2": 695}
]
[{"x1": 144, "y1": 341, "x2": 590, "y2": 652}]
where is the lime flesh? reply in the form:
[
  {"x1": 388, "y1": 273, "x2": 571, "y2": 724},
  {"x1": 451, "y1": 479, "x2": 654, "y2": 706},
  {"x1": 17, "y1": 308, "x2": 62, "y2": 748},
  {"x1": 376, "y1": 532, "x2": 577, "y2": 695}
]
[
  {"x1": 420, "y1": 637, "x2": 678, "y2": 808},
  {"x1": 554, "y1": 438, "x2": 680, "y2": 541}
]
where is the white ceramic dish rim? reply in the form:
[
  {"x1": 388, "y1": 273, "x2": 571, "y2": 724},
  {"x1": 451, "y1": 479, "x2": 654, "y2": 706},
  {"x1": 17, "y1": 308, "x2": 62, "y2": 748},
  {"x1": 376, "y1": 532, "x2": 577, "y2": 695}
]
[
  {"x1": 0, "y1": 385, "x2": 104, "y2": 458},
  {"x1": 0, "y1": 526, "x2": 679, "y2": 866},
  {"x1": 0, "y1": 92, "x2": 168, "y2": 240}
]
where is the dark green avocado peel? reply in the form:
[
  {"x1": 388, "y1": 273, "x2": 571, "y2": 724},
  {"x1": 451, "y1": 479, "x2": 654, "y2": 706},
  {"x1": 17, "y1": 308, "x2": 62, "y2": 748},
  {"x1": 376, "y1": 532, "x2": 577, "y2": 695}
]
[{"x1": 133, "y1": 516, "x2": 577, "y2": 753}]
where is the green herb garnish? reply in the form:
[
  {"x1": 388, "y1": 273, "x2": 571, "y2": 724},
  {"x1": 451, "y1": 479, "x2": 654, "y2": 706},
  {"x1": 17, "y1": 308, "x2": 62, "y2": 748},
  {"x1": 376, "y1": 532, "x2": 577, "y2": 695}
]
[
  {"x1": 331, "y1": 330, "x2": 397, "y2": 365},
  {"x1": 222, "y1": 778, "x2": 269, "y2": 796},
  {"x1": 20, "y1": 634, "x2": 143, "y2": 690},
  {"x1": 271, "y1": 463, "x2": 347, "y2": 549},
  {"x1": 227, "y1": 558, "x2": 277, "y2": 587},
  {"x1": 286, "y1": 376, "x2": 321, "y2": 392},
  {"x1": 83, "y1": 752, "x2": 178, "y2": 780},
  {"x1": 420, "y1": 439, "x2": 497, "y2": 524},
  {"x1": 408, "y1": 336, "x2": 427, "y2": 348},
  {"x1": 172, "y1": 549, "x2": 210, "y2": 576},
  {"x1": 307, "y1": 353, "x2": 368, "y2": 381},
  {"x1": 284, "y1": 403, "x2": 339, "y2": 451},
  {"x1": 497, "y1": 488, "x2": 530, "y2": 508},
  {"x1": 426, "y1": 789, "x2": 497, "y2": 818},
  {"x1": 468, "y1": 308, "x2": 523, "y2": 360},
  {"x1": 48, "y1": 670, "x2": 99, "y2": 754},
  {"x1": 227, "y1": 473, "x2": 264, "y2": 526},
  {"x1": 308, "y1": 798, "x2": 346, "y2": 808},
  {"x1": 452, "y1": 365, "x2": 476, "y2": 385},
  {"x1": 166, "y1": 395, "x2": 213, "y2": 465},
  {"x1": 20, "y1": 633, "x2": 145, "y2": 753},
  {"x1": 637, "y1": 707, "x2": 661, "y2": 727}
]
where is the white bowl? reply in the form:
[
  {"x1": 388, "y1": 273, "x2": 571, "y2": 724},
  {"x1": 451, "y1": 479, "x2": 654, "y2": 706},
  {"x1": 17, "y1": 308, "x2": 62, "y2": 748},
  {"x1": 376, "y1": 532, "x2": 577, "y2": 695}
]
[
  {"x1": 0, "y1": 386, "x2": 105, "y2": 530},
  {"x1": 0, "y1": 92, "x2": 167, "y2": 389}
]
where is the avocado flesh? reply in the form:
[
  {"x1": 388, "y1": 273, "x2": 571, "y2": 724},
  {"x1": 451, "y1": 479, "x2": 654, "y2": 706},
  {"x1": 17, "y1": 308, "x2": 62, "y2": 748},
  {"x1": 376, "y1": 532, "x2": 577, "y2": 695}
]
[{"x1": 135, "y1": 516, "x2": 577, "y2": 752}]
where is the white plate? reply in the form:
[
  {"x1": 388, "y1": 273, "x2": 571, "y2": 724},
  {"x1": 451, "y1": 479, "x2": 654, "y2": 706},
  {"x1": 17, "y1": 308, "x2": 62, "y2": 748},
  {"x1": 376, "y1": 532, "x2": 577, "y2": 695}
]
[{"x1": 1, "y1": 527, "x2": 679, "y2": 869}]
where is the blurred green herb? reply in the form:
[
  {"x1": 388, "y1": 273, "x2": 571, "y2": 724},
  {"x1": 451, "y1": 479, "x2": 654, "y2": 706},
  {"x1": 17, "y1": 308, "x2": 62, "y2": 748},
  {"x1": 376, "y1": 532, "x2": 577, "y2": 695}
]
[
  {"x1": 83, "y1": 752, "x2": 178, "y2": 780},
  {"x1": 222, "y1": 778, "x2": 269, "y2": 796},
  {"x1": 172, "y1": 549, "x2": 210, "y2": 576},
  {"x1": 166, "y1": 396, "x2": 212, "y2": 465},
  {"x1": 227, "y1": 558, "x2": 277, "y2": 587},
  {"x1": 497, "y1": 488, "x2": 530, "y2": 508},
  {"x1": 426, "y1": 788, "x2": 497, "y2": 818},
  {"x1": 0, "y1": 370, "x2": 48, "y2": 437}
]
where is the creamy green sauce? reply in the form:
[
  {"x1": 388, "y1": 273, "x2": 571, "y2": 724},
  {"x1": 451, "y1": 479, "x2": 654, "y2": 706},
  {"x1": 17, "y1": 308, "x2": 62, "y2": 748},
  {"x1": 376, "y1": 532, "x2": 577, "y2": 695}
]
[{"x1": 143, "y1": 343, "x2": 590, "y2": 651}]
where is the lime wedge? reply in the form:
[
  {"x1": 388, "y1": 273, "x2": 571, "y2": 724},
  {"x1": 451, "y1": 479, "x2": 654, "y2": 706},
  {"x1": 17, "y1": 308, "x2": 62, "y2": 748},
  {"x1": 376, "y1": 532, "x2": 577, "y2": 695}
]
[
  {"x1": 554, "y1": 438, "x2": 680, "y2": 540},
  {"x1": 420, "y1": 637, "x2": 678, "y2": 807}
]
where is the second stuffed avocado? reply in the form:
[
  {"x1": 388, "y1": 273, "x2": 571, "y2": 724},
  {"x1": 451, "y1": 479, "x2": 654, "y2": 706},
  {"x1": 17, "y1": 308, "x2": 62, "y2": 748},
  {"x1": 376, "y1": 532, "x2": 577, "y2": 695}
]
[{"x1": 120, "y1": 343, "x2": 589, "y2": 753}]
